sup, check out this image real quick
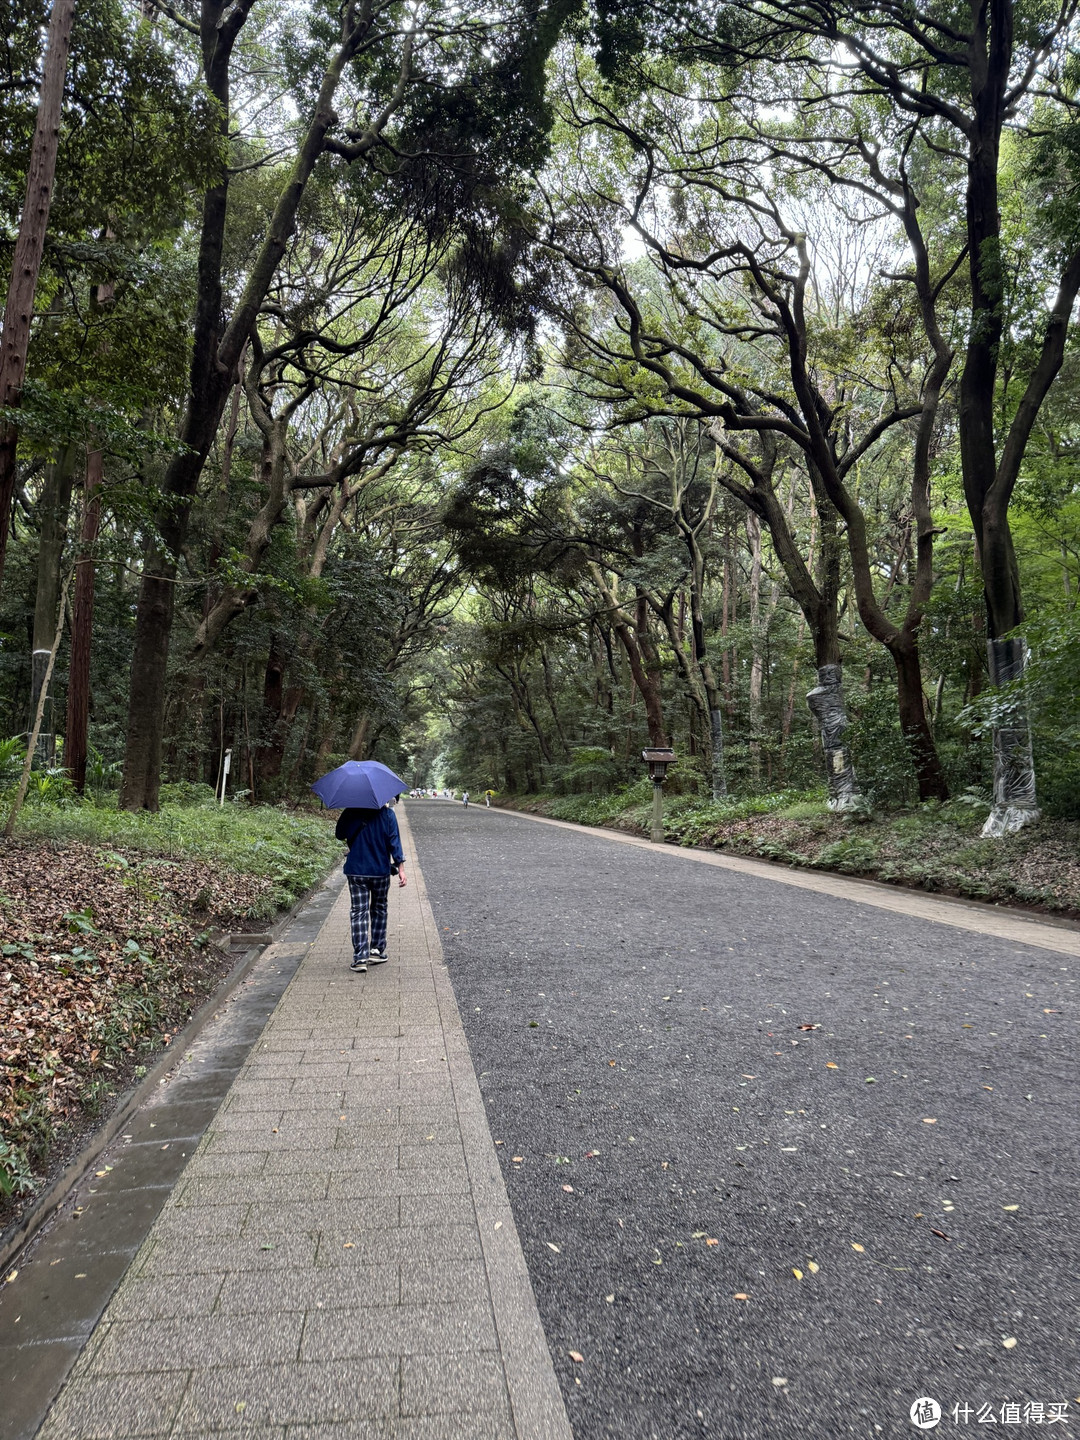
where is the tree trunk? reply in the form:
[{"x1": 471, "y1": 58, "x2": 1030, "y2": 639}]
[
  {"x1": 349, "y1": 712, "x2": 370, "y2": 762},
  {"x1": 634, "y1": 594, "x2": 667, "y2": 747},
  {"x1": 746, "y1": 510, "x2": 764, "y2": 783},
  {"x1": 588, "y1": 564, "x2": 666, "y2": 746},
  {"x1": 64, "y1": 447, "x2": 103, "y2": 793},
  {"x1": 540, "y1": 649, "x2": 571, "y2": 757},
  {"x1": 806, "y1": 664, "x2": 859, "y2": 811},
  {"x1": 286, "y1": 703, "x2": 315, "y2": 791},
  {"x1": 0, "y1": 0, "x2": 77, "y2": 592},
  {"x1": 29, "y1": 441, "x2": 77, "y2": 757},
  {"x1": 890, "y1": 636, "x2": 950, "y2": 803},
  {"x1": 981, "y1": 637, "x2": 1039, "y2": 835},
  {"x1": 254, "y1": 633, "x2": 286, "y2": 785},
  {"x1": 260, "y1": 685, "x2": 302, "y2": 785},
  {"x1": 313, "y1": 707, "x2": 337, "y2": 774}
]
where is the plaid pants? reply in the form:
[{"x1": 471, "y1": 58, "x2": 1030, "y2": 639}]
[{"x1": 347, "y1": 874, "x2": 390, "y2": 959}]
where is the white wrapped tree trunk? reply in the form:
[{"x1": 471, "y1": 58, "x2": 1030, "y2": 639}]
[
  {"x1": 806, "y1": 664, "x2": 861, "y2": 811},
  {"x1": 982, "y1": 637, "x2": 1040, "y2": 837}
]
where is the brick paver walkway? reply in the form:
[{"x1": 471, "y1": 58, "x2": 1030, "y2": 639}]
[{"x1": 36, "y1": 811, "x2": 572, "y2": 1440}]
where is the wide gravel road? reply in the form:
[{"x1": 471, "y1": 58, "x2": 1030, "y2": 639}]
[{"x1": 406, "y1": 801, "x2": 1078, "y2": 1440}]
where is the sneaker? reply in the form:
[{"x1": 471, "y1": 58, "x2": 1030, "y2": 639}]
[
  {"x1": 350, "y1": 958, "x2": 367, "y2": 973},
  {"x1": 369, "y1": 951, "x2": 388, "y2": 965}
]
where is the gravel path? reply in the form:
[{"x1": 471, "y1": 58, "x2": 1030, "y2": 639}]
[{"x1": 407, "y1": 801, "x2": 1079, "y2": 1440}]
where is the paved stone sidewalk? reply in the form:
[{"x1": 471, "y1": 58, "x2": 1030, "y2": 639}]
[{"x1": 36, "y1": 812, "x2": 573, "y2": 1440}]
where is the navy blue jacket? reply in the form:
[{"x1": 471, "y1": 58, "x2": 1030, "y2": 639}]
[{"x1": 336, "y1": 806, "x2": 404, "y2": 877}]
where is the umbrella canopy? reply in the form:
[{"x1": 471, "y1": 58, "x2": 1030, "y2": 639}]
[{"x1": 311, "y1": 760, "x2": 407, "y2": 810}]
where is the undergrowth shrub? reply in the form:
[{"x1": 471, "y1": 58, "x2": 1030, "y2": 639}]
[{"x1": 13, "y1": 800, "x2": 339, "y2": 908}]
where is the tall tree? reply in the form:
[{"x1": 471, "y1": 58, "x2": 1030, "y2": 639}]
[
  {"x1": 119, "y1": 0, "x2": 577, "y2": 808},
  {"x1": 633, "y1": 0, "x2": 1080, "y2": 827},
  {"x1": 0, "y1": 0, "x2": 76, "y2": 589}
]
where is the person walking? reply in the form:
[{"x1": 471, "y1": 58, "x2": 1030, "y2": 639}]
[
  {"x1": 336, "y1": 802, "x2": 407, "y2": 973},
  {"x1": 462, "y1": 790, "x2": 469, "y2": 808}
]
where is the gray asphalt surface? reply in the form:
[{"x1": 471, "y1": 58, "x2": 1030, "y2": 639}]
[{"x1": 406, "y1": 801, "x2": 1079, "y2": 1440}]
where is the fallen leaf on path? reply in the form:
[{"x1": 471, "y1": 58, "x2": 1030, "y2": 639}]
[
  {"x1": 792, "y1": 1267, "x2": 803, "y2": 1280},
  {"x1": 922, "y1": 1117, "x2": 937, "y2": 1124},
  {"x1": 1003, "y1": 1205, "x2": 1019, "y2": 1212},
  {"x1": 852, "y1": 1243, "x2": 865, "y2": 1253},
  {"x1": 733, "y1": 1292, "x2": 749, "y2": 1301},
  {"x1": 807, "y1": 1261, "x2": 819, "y2": 1274},
  {"x1": 930, "y1": 1229, "x2": 951, "y2": 1241},
  {"x1": 797, "y1": 1024, "x2": 820, "y2": 1031},
  {"x1": 562, "y1": 1184, "x2": 574, "y2": 1192},
  {"x1": 741, "y1": 1074, "x2": 756, "y2": 1079},
  {"x1": 1002, "y1": 1337, "x2": 1017, "y2": 1349},
  {"x1": 4, "y1": 1271, "x2": 16, "y2": 1283},
  {"x1": 706, "y1": 1238, "x2": 719, "y2": 1247},
  {"x1": 512, "y1": 1156, "x2": 523, "y2": 1163},
  {"x1": 569, "y1": 1351, "x2": 584, "y2": 1363},
  {"x1": 772, "y1": 1377, "x2": 788, "y2": 1387},
  {"x1": 343, "y1": 1243, "x2": 354, "y2": 1249},
  {"x1": 605, "y1": 1294, "x2": 615, "y2": 1303},
  {"x1": 547, "y1": 1242, "x2": 561, "y2": 1253},
  {"x1": 494, "y1": 1222, "x2": 503, "y2": 1230},
  {"x1": 825, "y1": 1062, "x2": 838, "y2": 1069}
]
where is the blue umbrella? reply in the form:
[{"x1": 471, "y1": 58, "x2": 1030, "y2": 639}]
[{"x1": 311, "y1": 760, "x2": 407, "y2": 810}]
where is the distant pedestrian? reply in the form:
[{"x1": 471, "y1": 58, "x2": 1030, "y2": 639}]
[
  {"x1": 336, "y1": 803, "x2": 407, "y2": 974},
  {"x1": 462, "y1": 790, "x2": 469, "y2": 808},
  {"x1": 484, "y1": 790, "x2": 492, "y2": 807}
]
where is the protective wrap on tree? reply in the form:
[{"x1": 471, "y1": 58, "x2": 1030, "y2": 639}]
[
  {"x1": 982, "y1": 637, "x2": 1040, "y2": 838},
  {"x1": 806, "y1": 664, "x2": 860, "y2": 811}
]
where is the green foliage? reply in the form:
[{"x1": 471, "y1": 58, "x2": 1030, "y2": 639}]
[
  {"x1": 0, "y1": 1135, "x2": 36, "y2": 1198},
  {"x1": 549, "y1": 746, "x2": 624, "y2": 794},
  {"x1": 12, "y1": 800, "x2": 340, "y2": 909},
  {"x1": 845, "y1": 684, "x2": 918, "y2": 810},
  {"x1": 157, "y1": 782, "x2": 218, "y2": 809},
  {"x1": 0, "y1": 737, "x2": 25, "y2": 785}
]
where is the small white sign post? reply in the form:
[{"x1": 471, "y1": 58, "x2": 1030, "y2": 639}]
[{"x1": 219, "y1": 747, "x2": 232, "y2": 806}]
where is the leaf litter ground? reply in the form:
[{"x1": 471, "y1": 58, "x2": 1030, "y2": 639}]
[{"x1": 0, "y1": 837, "x2": 280, "y2": 1227}]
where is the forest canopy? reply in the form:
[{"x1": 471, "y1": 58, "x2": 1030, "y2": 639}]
[{"x1": 1, "y1": 0, "x2": 1078, "y2": 838}]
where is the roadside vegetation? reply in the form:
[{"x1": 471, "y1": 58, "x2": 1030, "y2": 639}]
[{"x1": 0, "y1": 780, "x2": 337, "y2": 1215}]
